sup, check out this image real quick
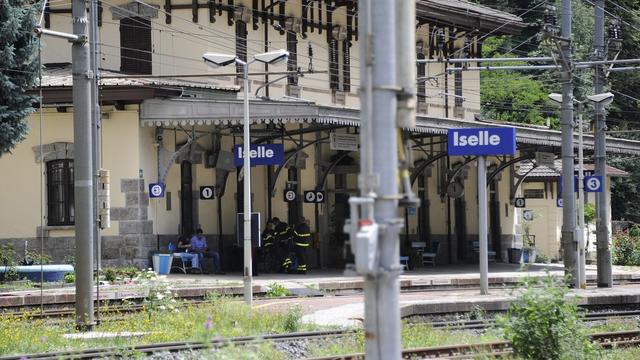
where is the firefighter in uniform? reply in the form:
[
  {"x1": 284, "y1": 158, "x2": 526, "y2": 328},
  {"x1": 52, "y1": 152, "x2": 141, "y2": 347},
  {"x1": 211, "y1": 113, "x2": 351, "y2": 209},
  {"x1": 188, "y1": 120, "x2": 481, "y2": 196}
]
[
  {"x1": 274, "y1": 218, "x2": 293, "y2": 272},
  {"x1": 293, "y1": 217, "x2": 312, "y2": 274},
  {"x1": 260, "y1": 219, "x2": 277, "y2": 272}
]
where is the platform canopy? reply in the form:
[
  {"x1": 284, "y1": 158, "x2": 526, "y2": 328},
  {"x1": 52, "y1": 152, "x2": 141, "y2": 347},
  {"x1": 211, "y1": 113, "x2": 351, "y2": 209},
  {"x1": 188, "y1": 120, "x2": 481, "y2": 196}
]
[{"x1": 140, "y1": 98, "x2": 640, "y2": 156}]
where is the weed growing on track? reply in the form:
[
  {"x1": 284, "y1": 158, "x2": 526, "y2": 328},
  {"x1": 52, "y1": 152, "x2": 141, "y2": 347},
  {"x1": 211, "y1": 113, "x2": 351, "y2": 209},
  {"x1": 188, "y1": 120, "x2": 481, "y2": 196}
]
[
  {"x1": 496, "y1": 274, "x2": 599, "y2": 360},
  {"x1": 266, "y1": 282, "x2": 292, "y2": 297},
  {"x1": 0, "y1": 296, "x2": 311, "y2": 357}
]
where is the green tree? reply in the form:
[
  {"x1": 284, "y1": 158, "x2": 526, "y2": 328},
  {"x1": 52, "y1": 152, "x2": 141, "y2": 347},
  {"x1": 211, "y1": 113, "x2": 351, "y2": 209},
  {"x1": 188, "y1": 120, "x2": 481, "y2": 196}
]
[
  {"x1": 0, "y1": 0, "x2": 40, "y2": 156},
  {"x1": 480, "y1": 37, "x2": 557, "y2": 126}
]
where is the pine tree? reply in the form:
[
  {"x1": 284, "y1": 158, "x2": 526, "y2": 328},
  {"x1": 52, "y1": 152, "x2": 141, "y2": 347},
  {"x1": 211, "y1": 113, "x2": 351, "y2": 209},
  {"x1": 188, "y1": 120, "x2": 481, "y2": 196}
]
[{"x1": 0, "y1": 0, "x2": 40, "y2": 156}]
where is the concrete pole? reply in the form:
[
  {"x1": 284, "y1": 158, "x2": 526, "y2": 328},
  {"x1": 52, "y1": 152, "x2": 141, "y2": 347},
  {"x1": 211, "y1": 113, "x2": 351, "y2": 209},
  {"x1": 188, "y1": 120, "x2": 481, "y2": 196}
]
[
  {"x1": 241, "y1": 62, "x2": 253, "y2": 306},
  {"x1": 357, "y1": 1, "x2": 378, "y2": 357},
  {"x1": 560, "y1": 0, "x2": 578, "y2": 287},
  {"x1": 369, "y1": 0, "x2": 401, "y2": 358},
  {"x1": 89, "y1": 0, "x2": 102, "y2": 321},
  {"x1": 594, "y1": 0, "x2": 613, "y2": 288},
  {"x1": 72, "y1": 0, "x2": 95, "y2": 329},
  {"x1": 577, "y1": 109, "x2": 586, "y2": 288},
  {"x1": 478, "y1": 156, "x2": 489, "y2": 295}
]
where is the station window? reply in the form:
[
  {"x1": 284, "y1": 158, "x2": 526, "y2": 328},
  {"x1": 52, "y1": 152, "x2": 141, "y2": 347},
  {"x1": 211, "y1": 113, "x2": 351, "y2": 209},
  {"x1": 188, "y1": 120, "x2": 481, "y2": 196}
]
[
  {"x1": 523, "y1": 189, "x2": 545, "y2": 199},
  {"x1": 46, "y1": 159, "x2": 74, "y2": 226},
  {"x1": 119, "y1": 17, "x2": 152, "y2": 74}
]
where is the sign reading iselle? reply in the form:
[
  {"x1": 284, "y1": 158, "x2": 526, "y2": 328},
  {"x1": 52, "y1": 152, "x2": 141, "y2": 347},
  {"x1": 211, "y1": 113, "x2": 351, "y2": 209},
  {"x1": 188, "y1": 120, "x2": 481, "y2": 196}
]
[
  {"x1": 447, "y1": 127, "x2": 516, "y2": 156},
  {"x1": 233, "y1": 144, "x2": 285, "y2": 167}
]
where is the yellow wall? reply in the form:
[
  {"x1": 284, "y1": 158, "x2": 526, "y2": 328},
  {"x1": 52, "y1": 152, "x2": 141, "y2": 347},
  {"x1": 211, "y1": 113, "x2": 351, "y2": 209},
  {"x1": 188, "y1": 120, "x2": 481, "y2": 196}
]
[
  {"x1": 0, "y1": 106, "x2": 141, "y2": 238},
  {"x1": 41, "y1": 1, "x2": 481, "y2": 118}
]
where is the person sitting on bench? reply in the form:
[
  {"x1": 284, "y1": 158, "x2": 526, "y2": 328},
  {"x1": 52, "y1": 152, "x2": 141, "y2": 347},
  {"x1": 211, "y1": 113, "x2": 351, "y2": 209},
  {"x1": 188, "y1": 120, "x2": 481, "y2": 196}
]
[
  {"x1": 191, "y1": 228, "x2": 224, "y2": 274},
  {"x1": 176, "y1": 234, "x2": 200, "y2": 271}
]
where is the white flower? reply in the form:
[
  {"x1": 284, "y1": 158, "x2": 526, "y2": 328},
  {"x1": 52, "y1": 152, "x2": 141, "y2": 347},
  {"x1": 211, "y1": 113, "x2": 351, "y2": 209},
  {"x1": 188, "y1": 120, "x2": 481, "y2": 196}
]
[
  {"x1": 159, "y1": 305, "x2": 166, "y2": 310},
  {"x1": 156, "y1": 294, "x2": 165, "y2": 300}
]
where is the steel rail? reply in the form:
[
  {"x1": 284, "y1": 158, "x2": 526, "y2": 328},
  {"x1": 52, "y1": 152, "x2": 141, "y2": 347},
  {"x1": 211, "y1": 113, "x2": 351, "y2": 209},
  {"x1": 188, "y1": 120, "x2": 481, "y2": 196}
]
[
  {"x1": 309, "y1": 330, "x2": 640, "y2": 359},
  {"x1": 2, "y1": 326, "x2": 640, "y2": 360},
  {"x1": 0, "y1": 329, "x2": 356, "y2": 360}
]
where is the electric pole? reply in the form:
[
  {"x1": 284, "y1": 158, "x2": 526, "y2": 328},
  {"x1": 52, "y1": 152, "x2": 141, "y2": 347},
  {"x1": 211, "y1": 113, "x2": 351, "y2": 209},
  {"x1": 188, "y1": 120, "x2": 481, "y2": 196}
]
[
  {"x1": 350, "y1": 0, "x2": 404, "y2": 358},
  {"x1": 594, "y1": 0, "x2": 613, "y2": 288},
  {"x1": 73, "y1": 0, "x2": 96, "y2": 329},
  {"x1": 90, "y1": 0, "x2": 103, "y2": 320},
  {"x1": 560, "y1": 0, "x2": 579, "y2": 287}
]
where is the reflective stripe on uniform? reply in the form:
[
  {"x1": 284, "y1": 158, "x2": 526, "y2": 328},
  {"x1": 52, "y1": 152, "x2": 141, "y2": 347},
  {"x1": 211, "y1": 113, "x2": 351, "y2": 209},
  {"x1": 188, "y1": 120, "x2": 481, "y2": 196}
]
[
  {"x1": 294, "y1": 231, "x2": 311, "y2": 237},
  {"x1": 295, "y1": 242, "x2": 310, "y2": 247}
]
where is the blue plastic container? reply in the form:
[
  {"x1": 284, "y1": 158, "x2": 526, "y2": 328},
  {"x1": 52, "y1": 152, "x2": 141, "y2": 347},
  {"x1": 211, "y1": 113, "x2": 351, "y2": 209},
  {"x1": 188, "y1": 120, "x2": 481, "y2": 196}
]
[
  {"x1": 155, "y1": 254, "x2": 172, "y2": 275},
  {"x1": 0, "y1": 265, "x2": 74, "y2": 282}
]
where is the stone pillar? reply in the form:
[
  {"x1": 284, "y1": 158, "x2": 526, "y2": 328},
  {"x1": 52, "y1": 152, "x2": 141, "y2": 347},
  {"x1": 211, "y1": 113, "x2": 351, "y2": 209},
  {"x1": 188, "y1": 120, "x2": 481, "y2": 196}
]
[{"x1": 103, "y1": 178, "x2": 155, "y2": 268}]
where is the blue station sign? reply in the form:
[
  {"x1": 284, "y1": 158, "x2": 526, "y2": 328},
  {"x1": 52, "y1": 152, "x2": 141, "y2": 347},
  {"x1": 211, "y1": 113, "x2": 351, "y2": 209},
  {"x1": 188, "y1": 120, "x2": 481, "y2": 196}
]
[
  {"x1": 233, "y1": 144, "x2": 285, "y2": 167},
  {"x1": 447, "y1": 127, "x2": 517, "y2": 156}
]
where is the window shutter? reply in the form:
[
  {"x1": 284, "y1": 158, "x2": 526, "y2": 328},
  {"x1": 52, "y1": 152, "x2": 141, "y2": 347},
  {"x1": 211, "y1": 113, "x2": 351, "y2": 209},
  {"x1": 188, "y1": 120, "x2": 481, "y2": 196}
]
[
  {"x1": 342, "y1": 39, "x2": 350, "y2": 92},
  {"x1": 328, "y1": 38, "x2": 339, "y2": 90},
  {"x1": 235, "y1": 20, "x2": 247, "y2": 78},
  {"x1": 417, "y1": 53, "x2": 426, "y2": 104},
  {"x1": 287, "y1": 30, "x2": 298, "y2": 85},
  {"x1": 119, "y1": 17, "x2": 152, "y2": 74}
]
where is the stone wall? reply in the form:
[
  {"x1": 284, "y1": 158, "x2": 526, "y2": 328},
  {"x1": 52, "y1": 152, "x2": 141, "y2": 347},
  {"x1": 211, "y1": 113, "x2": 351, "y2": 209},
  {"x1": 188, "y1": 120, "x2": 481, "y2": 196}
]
[{"x1": 101, "y1": 178, "x2": 155, "y2": 267}]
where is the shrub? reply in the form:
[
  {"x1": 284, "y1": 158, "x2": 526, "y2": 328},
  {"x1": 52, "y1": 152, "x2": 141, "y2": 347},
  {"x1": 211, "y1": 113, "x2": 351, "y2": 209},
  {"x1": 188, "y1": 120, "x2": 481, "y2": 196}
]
[
  {"x1": 535, "y1": 253, "x2": 550, "y2": 264},
  {"x1": 265, "y1": 282, "x2": 291, "y2": 297},
  {"x1": 63, "y1": 255, "x2": 75, "y2": 266},
  {"x1": 102, "y1": 266, "x2": 141, "y2": 283},
  {"x1": 135, "y1": 269, "x2": 179, "y2": 316},
  {"x1": 497, "y1": 274, "x2": 598, "y2": 360},
  {"x1": 63, "y1": 273, "x2": 75, "y2": 283},
  {"x1": 283, "y1": 305, "x2": 302, "y2": 332},
  {"x1": 0, "y1": 244, "x2": 16, "y2": 267},
  {"x1": 612, "y1": 225, "x2": 640, "y2": 266},
  {"x1": 23, "y1": 250, "x2": 52, "y2": 265}
]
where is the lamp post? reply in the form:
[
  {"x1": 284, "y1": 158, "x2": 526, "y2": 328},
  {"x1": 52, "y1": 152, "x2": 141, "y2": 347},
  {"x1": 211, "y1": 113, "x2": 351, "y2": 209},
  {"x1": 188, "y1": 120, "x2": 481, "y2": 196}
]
[
  {"x1": 203, "y1": 50, "x2": 289, "y2": 306},
  {"x1": 548, "y1": 92, "x2": 614, "y2": 288}
]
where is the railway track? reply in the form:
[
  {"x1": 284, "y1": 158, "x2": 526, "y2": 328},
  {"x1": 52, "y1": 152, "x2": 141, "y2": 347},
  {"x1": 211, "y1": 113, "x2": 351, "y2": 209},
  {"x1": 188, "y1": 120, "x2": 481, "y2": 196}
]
[
  {"x1": 0, "y1": 329, "x2": 355, "y2": 360},
  {"x1": 309, "y1": 330, "x2": 640, "y2": 359},
  {"x1": 419, "y1": 309, "x2": 640, "y2": 331},
  {"x1": 2, "y1": 329, "x2": 639, "y2": 360}
]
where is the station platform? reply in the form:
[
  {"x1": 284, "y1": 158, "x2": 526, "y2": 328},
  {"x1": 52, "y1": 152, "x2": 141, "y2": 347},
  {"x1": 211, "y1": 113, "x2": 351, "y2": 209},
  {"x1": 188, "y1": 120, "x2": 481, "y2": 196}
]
[{"x1": 1, "y1": 263, "x2": 639, "y2": 315}]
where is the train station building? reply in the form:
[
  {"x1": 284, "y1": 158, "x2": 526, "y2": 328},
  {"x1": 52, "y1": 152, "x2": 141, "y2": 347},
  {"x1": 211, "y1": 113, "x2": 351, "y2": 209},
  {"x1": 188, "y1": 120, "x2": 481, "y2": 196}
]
[{"x1": 1, "y1": 0, "x2": 640, "y2": 270}]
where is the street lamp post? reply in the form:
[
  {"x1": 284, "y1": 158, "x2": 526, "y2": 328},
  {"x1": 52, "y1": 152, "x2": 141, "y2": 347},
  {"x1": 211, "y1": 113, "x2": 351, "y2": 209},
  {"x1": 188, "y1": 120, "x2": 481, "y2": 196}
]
[
  {"x1": 548, "y1": 92, "x2": 614, "y2": 288},
  {"x1": 203, "y1": 50, "x2": 289, "y2": 306}
]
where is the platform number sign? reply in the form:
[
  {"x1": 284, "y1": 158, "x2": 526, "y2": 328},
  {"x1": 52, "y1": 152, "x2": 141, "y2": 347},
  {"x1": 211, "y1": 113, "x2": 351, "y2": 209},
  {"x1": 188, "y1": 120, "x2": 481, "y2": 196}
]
[
  {"x1": 584, "y1": 176, "x2": 604, "y2": 192},
  {"x1": 200, "y1": 186, "x2": 215, "y2": 200},
  {"x1": 284, "y1": 190, "x2": 297, "y2": 202},
  {"x1": 557, "y1": 198, "x2": 563, "y2": 208},
  {"x1": 149, "y1": 183, "x2": 165, "y2": 198},
  {"x1": 514, "y1": 197, "x2": 526, "y2": 208},
  {"x1": 304, "y1": 190, "x2": 325, "y2": 203}
]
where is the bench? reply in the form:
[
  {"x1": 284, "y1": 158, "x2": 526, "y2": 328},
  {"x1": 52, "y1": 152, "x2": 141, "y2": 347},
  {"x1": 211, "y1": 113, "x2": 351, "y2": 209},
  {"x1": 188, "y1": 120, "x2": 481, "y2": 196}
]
[{"x1": 472, "y1": 241, "x2": 496, "y2": 262}]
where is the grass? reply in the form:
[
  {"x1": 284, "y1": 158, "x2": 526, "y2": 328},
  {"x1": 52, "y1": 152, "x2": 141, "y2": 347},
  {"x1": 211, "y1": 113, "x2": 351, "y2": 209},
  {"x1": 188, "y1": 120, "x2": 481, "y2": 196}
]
[
  {"x1": 307, "y1": 319, "x2": 640, "y2": 358},
  {"x1": 0, "y1": 295, "x2": 313, "y2": 357},
  {"x1": 307, "y1": 322, "x2": 504, "y2": 357}
]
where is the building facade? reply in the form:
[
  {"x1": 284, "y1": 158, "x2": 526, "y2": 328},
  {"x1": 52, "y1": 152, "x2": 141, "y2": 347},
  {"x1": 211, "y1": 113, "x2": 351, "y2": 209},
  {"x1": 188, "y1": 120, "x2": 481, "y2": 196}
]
[{"x1": 1, "y1": 0, "x2": 639, "y2": 270}]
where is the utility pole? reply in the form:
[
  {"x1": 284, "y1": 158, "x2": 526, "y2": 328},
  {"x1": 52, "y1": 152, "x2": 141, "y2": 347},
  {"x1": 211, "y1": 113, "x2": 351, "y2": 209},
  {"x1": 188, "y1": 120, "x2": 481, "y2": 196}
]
[
  {"x1": 73, "y1": 0, "x2": 96, "y2": 329},
  {"x1": 594, "y1": 0, "x2": 613, "y2": 288},
  {"x1": 349, "y1": 0, "x2": 403, "y2": 358},
  {"x1": 559, "y1": 0, "x2": 579, "y2": 287},
  {"x1": 89, "y1": 0, "x2": 102, "y2": 321}
]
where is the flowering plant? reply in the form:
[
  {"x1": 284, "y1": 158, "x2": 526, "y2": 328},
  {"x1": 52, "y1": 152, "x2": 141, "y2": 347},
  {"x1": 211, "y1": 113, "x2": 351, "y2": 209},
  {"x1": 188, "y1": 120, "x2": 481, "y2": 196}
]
[{"x1": 135, "y1": 269, "x2": 179, "y2": 315}]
